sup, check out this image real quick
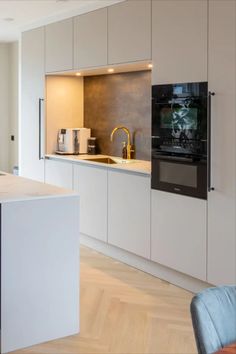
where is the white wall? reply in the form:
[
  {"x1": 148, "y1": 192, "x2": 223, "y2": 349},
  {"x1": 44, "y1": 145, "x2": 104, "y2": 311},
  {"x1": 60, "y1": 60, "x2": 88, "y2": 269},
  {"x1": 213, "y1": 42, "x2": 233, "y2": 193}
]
[
  {"x1": 46, "y1": 75, "x2": 84, "y2": 154},
  {"x1": 0, "y1": 42, "x2": 18, "y2": 173}
]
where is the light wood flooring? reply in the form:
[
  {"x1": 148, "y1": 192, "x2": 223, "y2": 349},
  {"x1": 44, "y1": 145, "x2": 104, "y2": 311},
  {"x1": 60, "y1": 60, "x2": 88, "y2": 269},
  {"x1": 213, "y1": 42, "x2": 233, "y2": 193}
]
[{"x1": 12, "y1": 246, "x2": 197, "y2": 354}]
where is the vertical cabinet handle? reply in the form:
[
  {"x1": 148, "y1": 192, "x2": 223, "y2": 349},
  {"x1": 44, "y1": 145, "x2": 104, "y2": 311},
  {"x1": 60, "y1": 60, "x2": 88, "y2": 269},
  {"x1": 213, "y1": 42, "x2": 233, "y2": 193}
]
[
  {"x1": 39, "y1": 98, "x2": 44, "y2": 160},
  {"x1": 208, "y1": 91, "x2": 215, "y2": 192}
]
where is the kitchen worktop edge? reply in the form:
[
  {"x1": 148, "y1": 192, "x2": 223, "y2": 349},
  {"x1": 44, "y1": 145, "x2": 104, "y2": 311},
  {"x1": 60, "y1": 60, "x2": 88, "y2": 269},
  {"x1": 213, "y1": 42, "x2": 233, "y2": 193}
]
[{"x1": 46, "y1": 154, "x2": 151, "y2": 176}]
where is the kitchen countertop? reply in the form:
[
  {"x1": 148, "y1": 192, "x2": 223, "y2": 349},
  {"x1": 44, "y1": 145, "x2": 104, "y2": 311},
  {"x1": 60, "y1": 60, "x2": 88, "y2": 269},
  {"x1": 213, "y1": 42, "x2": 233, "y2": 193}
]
[
  {"x1": 46, "y1": 154, "x2": 151, "y2": 176},
  {"x1": 0, "y1": 172, "x2": 76, "y2": 203}
]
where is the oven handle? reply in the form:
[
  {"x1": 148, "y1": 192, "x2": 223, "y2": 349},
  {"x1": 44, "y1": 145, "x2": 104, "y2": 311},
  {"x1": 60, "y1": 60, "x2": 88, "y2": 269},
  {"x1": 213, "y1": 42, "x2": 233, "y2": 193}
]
[
  {"x1": 208, "y1": 91, "x2": 215, "y2": 192},
  {"x1": 153, "y1": 154, "x2": 195, "y2": 163}
]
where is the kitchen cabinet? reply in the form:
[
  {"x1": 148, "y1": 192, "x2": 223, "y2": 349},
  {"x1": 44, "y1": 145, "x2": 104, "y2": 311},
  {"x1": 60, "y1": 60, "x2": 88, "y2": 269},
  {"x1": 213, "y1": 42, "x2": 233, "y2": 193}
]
[
  {"x1": 152, "y1": 0, "x2": 207, "y2": 84},
  {"x1": 44, "y1": 158, "x2": 73, "y2": 189},
  {"x1": 45, "y1": 19, "x2": 73, "y2": 73},
  {"x1": 151, "y1": 190, "x2": 207, "y2": 281},
  {"x1": 21, "y1": 27, "x2": 45, "y2": 182},
  {"x1": 108, "y1": 170, "x2": 151, "y2": 259},
  {"x1": 74, "y1": 8, "x2": 108, "y2": 69},
  {"x1": 207, "y1": 0, "x2": 236, "y2": 285},
  {"x1": 73, "y1": 164, "x2": 107, "y2": 242},
  {"x1": 108, "y1": 0, "x2": 151, "y2": 65}
]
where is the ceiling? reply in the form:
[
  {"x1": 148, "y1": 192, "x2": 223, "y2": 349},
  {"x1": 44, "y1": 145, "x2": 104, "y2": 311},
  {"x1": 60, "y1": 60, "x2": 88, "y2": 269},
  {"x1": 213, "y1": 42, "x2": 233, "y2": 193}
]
[{"x1": 0, "y1": 0, "x2": 122, "y2": 42}]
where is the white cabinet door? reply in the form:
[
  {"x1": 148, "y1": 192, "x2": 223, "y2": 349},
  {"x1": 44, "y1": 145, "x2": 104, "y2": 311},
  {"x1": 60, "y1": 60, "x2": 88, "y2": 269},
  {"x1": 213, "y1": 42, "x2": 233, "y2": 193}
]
[
  {"x1": 152, "y1": 0, "x2": 207, "y2": 84},
  {"x1": 45, "y1": 19, "x2": 73, "y2": 73},
  {"x1": 45, "y1": 159, "x2": 73, "y2": 190},
  {"x1": 21, "y1": 27, "x2": 45, "y2": 182},
  {"x1": 74, "y1": 8, "x2": 107, "y2": 69},
  {"x1": 108, "y1": 171, "x2": 151, "y2": 259},
  {"x1": 108, "y1": 0, "x2": 151, "y2": 64},
  {"x1": 73, "y1": 164, "x2": 107, "y2": 242},
  {"x1": 151, "y1": 190, "x2": 207, "y2": 281},
  {"x1": 207, "y1": 0, "x2": 236, "y2": 285}
]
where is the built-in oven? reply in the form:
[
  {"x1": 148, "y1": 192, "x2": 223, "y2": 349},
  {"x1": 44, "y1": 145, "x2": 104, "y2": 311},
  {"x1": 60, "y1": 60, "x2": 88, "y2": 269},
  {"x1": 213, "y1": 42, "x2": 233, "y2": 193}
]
[
  {"x1": 152, "y1": 82, "x2": 209, "y2": 199},
  {"x1": 152, "y1": 153, "x2": 207, "y2": 199}
]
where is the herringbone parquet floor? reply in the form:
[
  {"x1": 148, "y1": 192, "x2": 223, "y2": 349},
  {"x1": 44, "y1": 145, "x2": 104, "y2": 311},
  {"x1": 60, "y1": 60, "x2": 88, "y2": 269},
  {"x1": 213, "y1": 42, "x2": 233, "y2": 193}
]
[{"x1": 12, "y1": 246, "x2": 197, "y2": 354}]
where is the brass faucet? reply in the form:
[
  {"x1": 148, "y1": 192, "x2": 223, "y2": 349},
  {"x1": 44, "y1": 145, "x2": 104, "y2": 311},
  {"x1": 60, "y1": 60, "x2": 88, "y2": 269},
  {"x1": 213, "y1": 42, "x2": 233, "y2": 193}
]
[{"x1": 110, "y1": 126, "x2": 134, "y2": 159}]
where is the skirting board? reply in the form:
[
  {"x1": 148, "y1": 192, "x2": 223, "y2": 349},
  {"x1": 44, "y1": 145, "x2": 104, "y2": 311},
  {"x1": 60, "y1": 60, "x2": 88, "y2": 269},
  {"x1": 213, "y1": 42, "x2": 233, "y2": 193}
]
[{"x1": 80, "y1": 233, "x2": 212, "y2": 294}]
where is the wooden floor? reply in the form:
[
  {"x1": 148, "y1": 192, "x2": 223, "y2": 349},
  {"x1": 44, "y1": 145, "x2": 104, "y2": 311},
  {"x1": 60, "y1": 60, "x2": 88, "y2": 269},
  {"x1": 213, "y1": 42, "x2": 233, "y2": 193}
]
[{"x1": 13, "y1": 246, "x2": 197, "y2": 354}]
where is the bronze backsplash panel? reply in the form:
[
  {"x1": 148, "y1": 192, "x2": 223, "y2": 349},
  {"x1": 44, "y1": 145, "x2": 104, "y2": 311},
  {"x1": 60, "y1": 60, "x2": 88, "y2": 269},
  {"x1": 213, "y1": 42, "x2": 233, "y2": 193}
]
[{"x1": 84, "y1": 70, "x2": 151, "y2": 161}]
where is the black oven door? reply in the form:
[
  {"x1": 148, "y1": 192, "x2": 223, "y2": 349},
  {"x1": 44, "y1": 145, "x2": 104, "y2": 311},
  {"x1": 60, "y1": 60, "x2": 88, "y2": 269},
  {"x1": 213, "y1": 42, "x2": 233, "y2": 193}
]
[{"x1": 151, "y1": 154, "x2": 207, "y2": 199}]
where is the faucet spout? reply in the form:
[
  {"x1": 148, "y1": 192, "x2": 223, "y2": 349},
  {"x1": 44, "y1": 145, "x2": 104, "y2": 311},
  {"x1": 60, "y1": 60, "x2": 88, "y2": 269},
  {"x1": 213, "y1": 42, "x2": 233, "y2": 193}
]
[
  {"x1": 110, "y1": 126, "x2": 131, "y2": 145},
  {"x1": 110, "y1": 126, "x2": 133, "y2": 159}
]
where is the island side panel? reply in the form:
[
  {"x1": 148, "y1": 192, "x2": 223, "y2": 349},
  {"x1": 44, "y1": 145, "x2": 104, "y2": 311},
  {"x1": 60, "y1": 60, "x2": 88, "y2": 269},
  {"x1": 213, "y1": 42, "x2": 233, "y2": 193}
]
[{"x1": 1, "y1": 196, "x2": 80, "y2": 354}]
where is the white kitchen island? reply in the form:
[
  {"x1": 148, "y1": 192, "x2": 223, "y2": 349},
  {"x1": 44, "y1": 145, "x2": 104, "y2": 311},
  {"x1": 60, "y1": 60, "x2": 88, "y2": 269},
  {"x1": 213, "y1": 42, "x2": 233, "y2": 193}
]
[{"x1": 0, "y1": 173, "x2": 80, "y2": 353}]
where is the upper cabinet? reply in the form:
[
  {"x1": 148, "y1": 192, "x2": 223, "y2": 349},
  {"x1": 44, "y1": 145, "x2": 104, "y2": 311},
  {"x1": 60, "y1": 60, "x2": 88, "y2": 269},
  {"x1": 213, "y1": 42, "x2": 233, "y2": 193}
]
[
  {"x1": 45, "y1": 19, "x2": 73, "y2": 73},
  {"x1": 207, "y1": 0, "x2": 236, "y2": 285},
  {"x1": 152, "y1": 0, "x2": 208, "y2": 85},
  {"x1": 108, "y1": 0, "x2": 151, "y2": 65},
  {"x1": 74, "y1": 8, "x2": 108, "y2": 69}
]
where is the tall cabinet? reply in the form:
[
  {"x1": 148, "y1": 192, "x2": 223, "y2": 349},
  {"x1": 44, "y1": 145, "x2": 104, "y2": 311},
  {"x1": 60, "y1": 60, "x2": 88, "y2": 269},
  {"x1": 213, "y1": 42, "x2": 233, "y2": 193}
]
[
  {"x1": 21, "y1": 27, "x2": 45, "y2": 182},
  {"x1": 207, "y1": 0, "x2": 236, "y2": 285}
]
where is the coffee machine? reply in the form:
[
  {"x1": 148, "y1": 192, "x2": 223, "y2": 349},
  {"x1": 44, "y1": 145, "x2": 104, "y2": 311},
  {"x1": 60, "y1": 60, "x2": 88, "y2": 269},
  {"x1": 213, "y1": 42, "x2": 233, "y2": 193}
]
[{"x1": 56, "y1": 128, "x2": 91, "y2": 155}]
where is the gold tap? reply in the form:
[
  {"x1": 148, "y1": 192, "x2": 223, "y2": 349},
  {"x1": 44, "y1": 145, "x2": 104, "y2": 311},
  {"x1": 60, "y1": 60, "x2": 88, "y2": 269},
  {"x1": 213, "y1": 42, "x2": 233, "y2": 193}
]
[{"x1": 110, "y1": 126, "x2": 134, "y2": 159}]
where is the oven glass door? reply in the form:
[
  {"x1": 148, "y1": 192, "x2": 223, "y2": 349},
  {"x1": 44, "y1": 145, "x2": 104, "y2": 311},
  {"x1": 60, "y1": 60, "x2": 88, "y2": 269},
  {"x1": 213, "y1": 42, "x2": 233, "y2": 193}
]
[
  {"x1": 151, "y1": 157, "x2": 207, "y2": 199},
  {"x1": 152, "y1": 82, "x2": 208, "y2": 156}
]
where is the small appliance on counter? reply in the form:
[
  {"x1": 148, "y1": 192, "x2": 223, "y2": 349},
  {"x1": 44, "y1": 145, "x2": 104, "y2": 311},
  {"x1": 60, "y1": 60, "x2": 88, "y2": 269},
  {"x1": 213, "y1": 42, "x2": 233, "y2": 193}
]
[
  {"x1": 87, "y1": 137, "x2": 97, "y2": 155},
  {"x1": 56, "y1": 128, "x2": 91, "y2": 155}
]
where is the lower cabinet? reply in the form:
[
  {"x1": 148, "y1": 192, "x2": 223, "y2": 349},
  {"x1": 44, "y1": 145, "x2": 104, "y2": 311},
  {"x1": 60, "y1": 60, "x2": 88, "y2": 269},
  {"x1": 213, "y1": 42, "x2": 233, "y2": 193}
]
[
  {"x1": 108, "y1": 170, "x2": 151, "y2": 259},
  {"x1": 151, "y1": 190, "x2": 207, "y2": 281},
  {"x1": 44, "y1": 158, "x2": 73, "y2": 189},
  {"x1": 45, "y1": 158, "x2": 211, "y2": 283},
  {"x1": 73, "y1": 164, "x2": 108, "y2": 242}
]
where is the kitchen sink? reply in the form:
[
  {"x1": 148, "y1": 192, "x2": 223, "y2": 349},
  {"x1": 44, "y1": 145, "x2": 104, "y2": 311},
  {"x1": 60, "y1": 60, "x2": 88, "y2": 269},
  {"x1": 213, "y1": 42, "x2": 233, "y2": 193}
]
[
  {"x1": 84, "y1": 157, "x2": 118, "y2": 164},
  {"x1": 84, "y1": 157, "x2": 136, "y2": 165},
  {"x1": 0, "y1": 173, "x2": 6, "y2": 176}
]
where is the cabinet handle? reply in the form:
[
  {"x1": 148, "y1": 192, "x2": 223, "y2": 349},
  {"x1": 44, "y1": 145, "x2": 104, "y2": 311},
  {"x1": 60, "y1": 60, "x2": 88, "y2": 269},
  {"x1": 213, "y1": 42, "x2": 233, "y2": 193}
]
[
  {"x1": 39, "y1": 98, "x2": 44, "y2": 160},
  {"x1": 208, "y1": 91, "x2": 215, "y2": 192}
]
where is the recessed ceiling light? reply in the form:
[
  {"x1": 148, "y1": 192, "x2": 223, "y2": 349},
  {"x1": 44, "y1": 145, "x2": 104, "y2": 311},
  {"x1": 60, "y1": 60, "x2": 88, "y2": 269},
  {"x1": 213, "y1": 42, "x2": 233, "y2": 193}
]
[
  {"x1": 75, "y1": 72, "x2": 81, "y2": 76},
  {"x1": 3, "y1": 18, "x2": 14, "y2": 22},
  {"x1": 108, "y1": 68, "x2": 114, "y2": 73}
]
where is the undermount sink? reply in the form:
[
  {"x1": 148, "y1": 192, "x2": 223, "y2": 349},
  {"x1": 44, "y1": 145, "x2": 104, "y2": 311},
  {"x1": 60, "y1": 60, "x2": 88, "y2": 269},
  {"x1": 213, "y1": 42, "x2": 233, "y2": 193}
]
[
  {"x1": 84, "y1": 157, "x2": 117, "y2": 164},
  {"x1": 84, "y1": 157, "x2": 136, "y2": 165},
  {"x1": 0, "y1": 173, "x2": 6, "y2": 176}
]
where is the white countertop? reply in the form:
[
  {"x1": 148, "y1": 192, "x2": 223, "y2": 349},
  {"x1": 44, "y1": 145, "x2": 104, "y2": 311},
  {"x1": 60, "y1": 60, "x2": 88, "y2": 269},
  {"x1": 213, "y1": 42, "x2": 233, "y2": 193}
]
[
  {"x1": 46, "y1": 154, "x2": 151, "y2": 175},
  {"x1": 0, "y1": 172, "x2": 76, "y2": 203}
]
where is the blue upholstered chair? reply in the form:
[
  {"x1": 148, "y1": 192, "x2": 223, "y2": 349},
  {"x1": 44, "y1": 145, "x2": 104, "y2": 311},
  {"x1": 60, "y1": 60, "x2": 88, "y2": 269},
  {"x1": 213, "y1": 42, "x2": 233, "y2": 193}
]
[{"x1": 190, "y1": 286, "x2": 236, "y2": 354}]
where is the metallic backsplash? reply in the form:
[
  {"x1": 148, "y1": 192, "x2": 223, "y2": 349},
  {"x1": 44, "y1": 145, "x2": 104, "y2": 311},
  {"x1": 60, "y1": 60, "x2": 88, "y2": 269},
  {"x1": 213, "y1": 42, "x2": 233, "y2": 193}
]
[{"x1": 84, "y1": 70, "x2": 151, "y2": 161}]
